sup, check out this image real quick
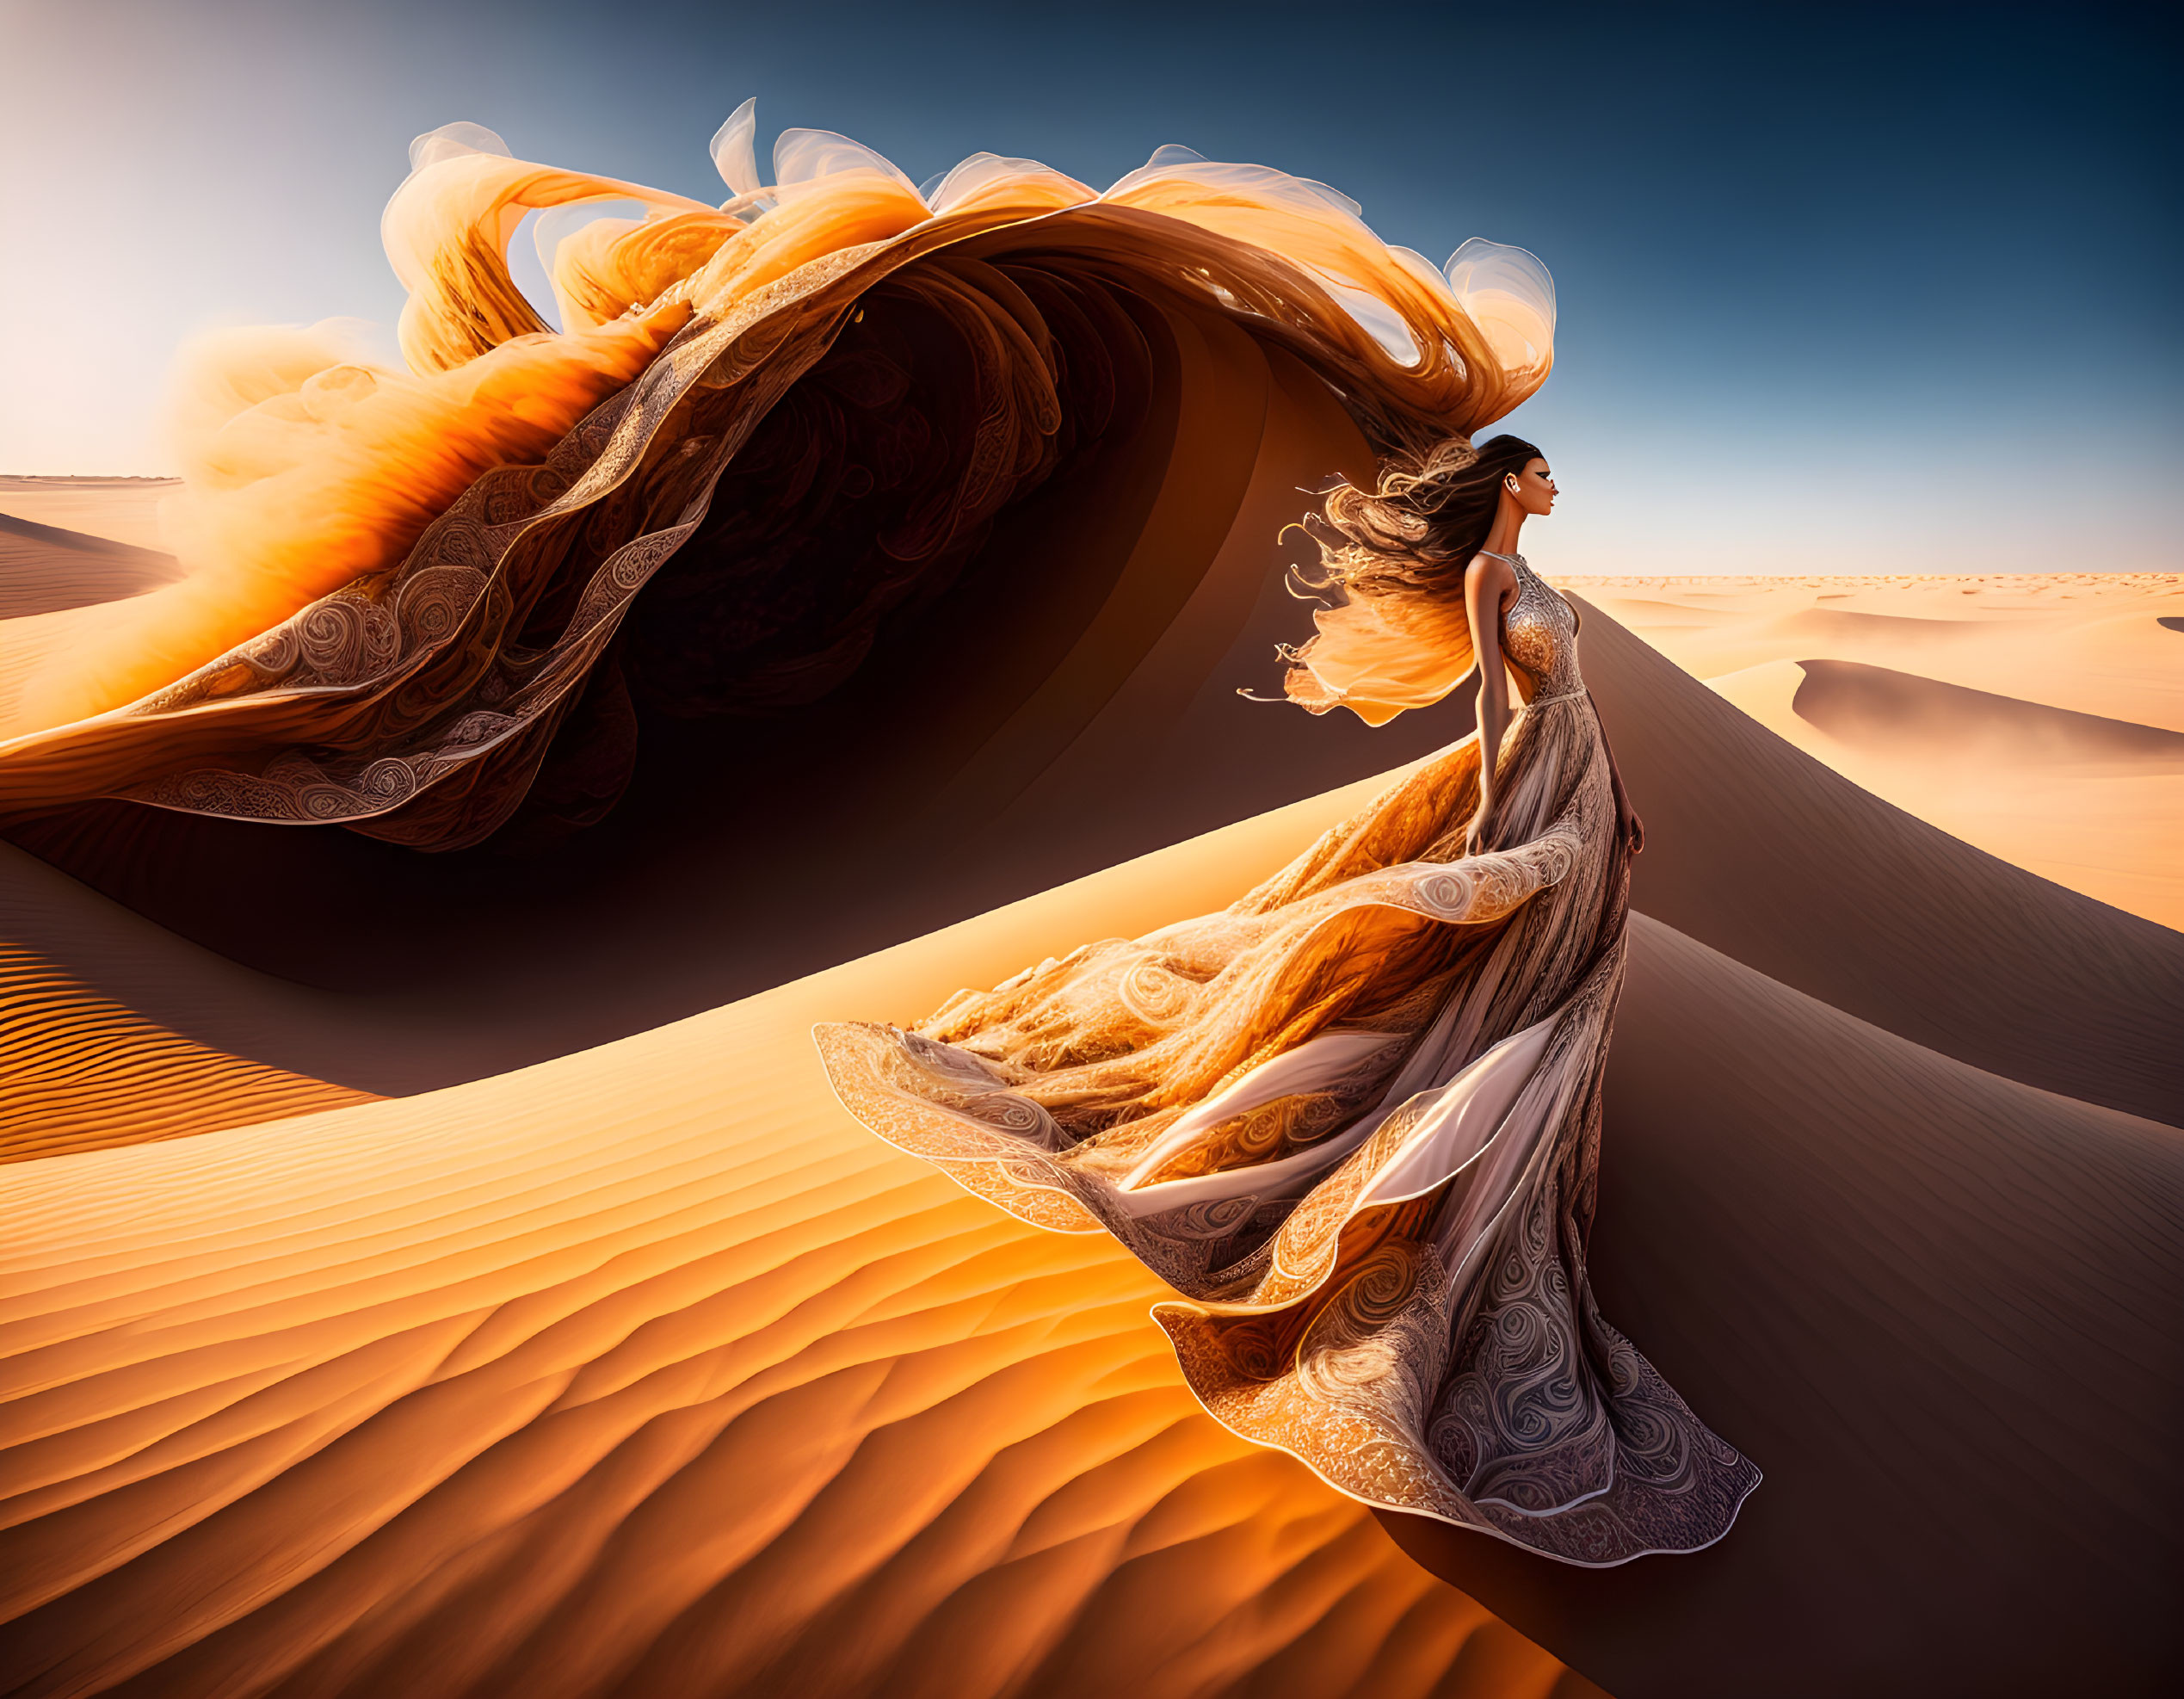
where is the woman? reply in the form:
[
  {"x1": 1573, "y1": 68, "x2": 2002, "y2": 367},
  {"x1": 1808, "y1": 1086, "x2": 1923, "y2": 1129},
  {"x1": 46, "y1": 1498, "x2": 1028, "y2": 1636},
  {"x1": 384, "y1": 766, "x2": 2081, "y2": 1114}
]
[
  {"x1": 0, "y1": 111, "x2": 1755, "y2": 1557},
  {"x1": 815, "y1": 435, "x2": 1761, "y2": 1565}
]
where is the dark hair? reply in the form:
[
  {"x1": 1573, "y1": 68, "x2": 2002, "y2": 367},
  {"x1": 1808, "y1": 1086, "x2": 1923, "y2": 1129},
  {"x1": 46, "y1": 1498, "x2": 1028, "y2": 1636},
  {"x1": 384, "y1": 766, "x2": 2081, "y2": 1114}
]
[{"x1": 1301, "y1": 433, "x2": 1543, "y2": 603}]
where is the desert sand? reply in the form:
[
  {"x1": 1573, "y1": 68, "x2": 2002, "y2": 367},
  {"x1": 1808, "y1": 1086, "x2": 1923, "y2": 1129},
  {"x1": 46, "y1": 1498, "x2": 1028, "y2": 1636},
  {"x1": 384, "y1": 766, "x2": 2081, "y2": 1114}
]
[
  {"x1": 1, "y1": 442, "x2": 2179, "y2": 1698},
  {"x1": 0, "y1": 480, "x2": 176, "y2": 558},
  {"x1": 1568, "y1": 573, "x2": 2184, "y2": 930},
  {"x1": 0, "y1": 801, "x2": 1598, "y2": 1699}
]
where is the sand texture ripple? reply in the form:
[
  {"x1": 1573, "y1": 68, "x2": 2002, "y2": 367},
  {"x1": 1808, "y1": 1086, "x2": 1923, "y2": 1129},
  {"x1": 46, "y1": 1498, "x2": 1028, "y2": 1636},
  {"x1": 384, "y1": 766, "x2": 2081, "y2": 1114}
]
[{"x1": 0, "y1": 818, "x2": 1597, "y2": 1699}]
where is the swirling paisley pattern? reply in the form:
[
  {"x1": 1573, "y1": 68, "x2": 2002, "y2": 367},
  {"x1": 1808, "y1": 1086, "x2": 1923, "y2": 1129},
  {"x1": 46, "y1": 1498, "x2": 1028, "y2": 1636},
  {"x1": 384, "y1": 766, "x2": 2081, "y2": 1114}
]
[
  {"x1": 817, "y1": 557, "x2": 1761, "y2": 1565},
  {"x1": 0, "y1": 131, "x2": 1564, "y2": 849}
]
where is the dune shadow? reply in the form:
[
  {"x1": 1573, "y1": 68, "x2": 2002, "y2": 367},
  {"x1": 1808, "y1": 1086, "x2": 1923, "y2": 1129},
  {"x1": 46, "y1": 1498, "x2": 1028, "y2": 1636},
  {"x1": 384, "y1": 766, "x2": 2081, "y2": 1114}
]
[
  {"x1": 1788, "y1": 656, "x2": 2184, "y2": 768},
  {"x1": 1374, "y1": 913, "x2": 2184, "y2": 1696},
  {"x1": 0, "y1": 514, "x2": 183, "y2": 618}
]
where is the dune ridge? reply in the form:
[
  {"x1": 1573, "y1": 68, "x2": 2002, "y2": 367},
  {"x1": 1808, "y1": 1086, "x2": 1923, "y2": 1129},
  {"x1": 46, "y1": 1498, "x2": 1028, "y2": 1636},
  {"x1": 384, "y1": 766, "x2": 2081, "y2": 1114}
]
[
  {"x1": 1789, "y1": 657, "x2": 2184, "y2": 764},
  {"x1": 0, "y1": 482, "x2": 176, "y2": 559},
  {"x1": 0, "y1": 516, "x2": 184, "y2": 622}
]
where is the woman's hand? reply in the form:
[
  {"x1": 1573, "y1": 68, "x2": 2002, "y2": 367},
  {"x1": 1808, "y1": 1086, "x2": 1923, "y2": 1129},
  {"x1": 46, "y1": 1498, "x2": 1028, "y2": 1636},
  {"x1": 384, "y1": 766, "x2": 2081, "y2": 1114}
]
[{"x1": 1464, "y1": 807, "x2": 1496, "y2": 859}]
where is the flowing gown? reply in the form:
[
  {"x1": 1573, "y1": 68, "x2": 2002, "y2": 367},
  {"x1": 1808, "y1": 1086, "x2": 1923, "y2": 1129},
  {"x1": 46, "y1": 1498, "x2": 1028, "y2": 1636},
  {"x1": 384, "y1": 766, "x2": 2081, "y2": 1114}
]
[{"x1": 816, "y1": 553, "x2": 1761, "y2": 1565}]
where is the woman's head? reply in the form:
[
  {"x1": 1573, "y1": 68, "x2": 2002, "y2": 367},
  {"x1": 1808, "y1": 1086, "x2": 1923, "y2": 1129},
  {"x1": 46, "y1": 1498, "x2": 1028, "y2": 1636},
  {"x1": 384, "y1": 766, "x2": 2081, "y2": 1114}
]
[
  {"x1": 1305, "y1": 433, "x2": 1552, "y2": 603},
  {"x1": 1272, "y1": 432, "x2": 1556, "y2": 721},
  {"x1": 1499, "y1": 450, "x2": 1558, "y2": 518}
]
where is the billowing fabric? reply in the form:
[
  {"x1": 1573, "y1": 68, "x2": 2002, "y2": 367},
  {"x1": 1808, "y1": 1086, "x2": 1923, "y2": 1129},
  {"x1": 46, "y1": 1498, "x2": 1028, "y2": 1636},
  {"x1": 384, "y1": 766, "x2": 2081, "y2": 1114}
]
[
  {"x1": 0, "y1": 118, "x2": 1553, "y2": 849},
  {"x1": 817, "y1": 556, "x2": 1761, "y2": 1564}
]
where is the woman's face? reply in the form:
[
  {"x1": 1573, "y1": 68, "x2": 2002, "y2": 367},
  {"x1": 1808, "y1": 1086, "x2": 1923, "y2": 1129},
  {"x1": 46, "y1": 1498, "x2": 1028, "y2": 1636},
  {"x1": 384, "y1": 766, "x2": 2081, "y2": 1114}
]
[{"x1": 1505, "y1": 458, "x2": 1558, "y2": 516}]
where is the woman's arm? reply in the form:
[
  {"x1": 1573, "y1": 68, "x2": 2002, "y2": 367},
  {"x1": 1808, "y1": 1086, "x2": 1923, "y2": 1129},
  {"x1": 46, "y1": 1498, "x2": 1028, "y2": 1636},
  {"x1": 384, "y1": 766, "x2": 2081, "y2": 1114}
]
[{"x1": 1464, "y1": 553, "x2": 1515, "y2": 855}]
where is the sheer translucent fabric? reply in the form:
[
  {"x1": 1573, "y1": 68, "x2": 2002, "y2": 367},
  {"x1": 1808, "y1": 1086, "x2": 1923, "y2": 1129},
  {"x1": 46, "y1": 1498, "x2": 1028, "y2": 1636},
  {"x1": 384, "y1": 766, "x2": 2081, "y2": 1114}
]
[
  {"x1": 1280, "y1": 590, "x2": 1480, "y2": 727},
  {"x1": 0, "y1": 114, "x2": 1552, "y2": 839},
  {"x1": 818, "y1": 555, "x2": 1760, "y2": 1563}
]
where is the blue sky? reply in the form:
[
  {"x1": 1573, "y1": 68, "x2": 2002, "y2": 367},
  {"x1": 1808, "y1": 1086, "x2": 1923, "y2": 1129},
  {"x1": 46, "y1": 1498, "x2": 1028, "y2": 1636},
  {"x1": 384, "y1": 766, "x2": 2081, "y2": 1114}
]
[{"x1": 3, "y1": 0, "x2": 2175, "y2": 571}]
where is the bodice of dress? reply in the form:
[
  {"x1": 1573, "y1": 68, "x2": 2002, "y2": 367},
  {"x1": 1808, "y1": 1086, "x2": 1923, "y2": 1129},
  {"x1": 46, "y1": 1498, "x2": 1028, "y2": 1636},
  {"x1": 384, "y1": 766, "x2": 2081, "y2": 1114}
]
[{"x1": 1499, "y1": 553, "x2": 1583, "y2": 699}]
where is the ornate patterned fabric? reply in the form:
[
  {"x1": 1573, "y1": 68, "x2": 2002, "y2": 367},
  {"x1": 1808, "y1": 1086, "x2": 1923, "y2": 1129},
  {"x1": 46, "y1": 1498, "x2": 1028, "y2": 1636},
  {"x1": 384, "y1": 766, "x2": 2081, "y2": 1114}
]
[
  {"x1": 0, "y1": 121, "x2": 1559, "y2": 848},
  {"x1": 817, "y1": 557, "x2": 1761, "y2": 1564}
]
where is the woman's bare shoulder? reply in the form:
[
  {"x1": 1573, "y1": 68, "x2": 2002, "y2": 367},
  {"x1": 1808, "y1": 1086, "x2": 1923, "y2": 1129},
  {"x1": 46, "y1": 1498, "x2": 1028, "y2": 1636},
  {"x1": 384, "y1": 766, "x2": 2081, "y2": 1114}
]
[{"x1": 1464, "y1": 552, "x2": 1517, "y2": 596}]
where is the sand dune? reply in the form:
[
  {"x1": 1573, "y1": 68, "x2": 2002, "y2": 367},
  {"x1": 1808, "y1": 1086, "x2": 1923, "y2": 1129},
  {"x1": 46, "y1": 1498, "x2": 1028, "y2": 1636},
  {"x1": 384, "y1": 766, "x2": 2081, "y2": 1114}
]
[
  {"x1": 1697, "y1": 658, "x2": 2184, "y2": 923},
  {"x1": 1572, "y1": 580, "x2": 2184, "y2": 934},
  {"x1": 1584, "y1": 574, "x2": 2184, "y2": 747},
  {"x1": 1784, "y1": 658, "x2": 2184, "y2": 765},
  {"x1": 0, "y1": 516, "x2": 182, "y2": 621},
  {"x1": 0, "y1": 504, "x2": 187, "y2": 748},
  {"x1": 3, "y1": 437, "x2": 2179, "y2": 1696},
  {"x1": 4, "y1": 589, "x2": 2178, "y2": 1154},
  {"x1": 3, "y1": 736, "x2": 2176, "y2": 1694},
  {"x1": 0, "y1": 939, "x2": 369, "y2": 1164},
  {"x1": 0, "y1": 843, "x2": 390, "y2": 1163},
  {"x1": 0, "y1": 481, "x2": 176, "y2": 558},
  {"x1": 1572, "y1": 573, "x2": 2184, "y2": 929},
  {"x1": 1570, "y1": 574, "x2": 2184, "y2": 732},
  {"x1": 1574, "y1": 603, "x2": 2183, "y2": 1124}
]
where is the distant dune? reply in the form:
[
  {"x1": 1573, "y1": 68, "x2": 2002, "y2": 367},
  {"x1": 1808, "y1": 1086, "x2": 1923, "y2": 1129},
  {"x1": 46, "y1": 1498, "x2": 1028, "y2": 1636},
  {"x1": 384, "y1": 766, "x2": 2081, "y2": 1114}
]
[
  {"x1": 0, "y1": 479, "x2": 177, "y2": 557},
  {"x1": 1786, "y1": 656, "x2": 2184, "y2": 766},
  {"x1": 1, "y1": 454, "x2": 2179, "y2": 1695},
  {"x1": 1574, "y1": 572, "x2": 2184, "y2": 929},
  {"x1": 0, "y1": 514, "x2": 182, "y2": 620},
  {"x1": 0, "y1": 493, "x2": 188, "y2": 746}
]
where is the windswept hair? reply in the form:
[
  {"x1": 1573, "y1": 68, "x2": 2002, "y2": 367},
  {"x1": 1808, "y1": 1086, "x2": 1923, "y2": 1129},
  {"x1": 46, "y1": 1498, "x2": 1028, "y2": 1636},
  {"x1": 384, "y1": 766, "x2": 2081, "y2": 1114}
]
[
  {"x1": 1304, "y1": 433, "x2": 1542, "y2": 602},
  {"x1": 1274, "y1": 433, "x2": 1543, "y2": 722}
]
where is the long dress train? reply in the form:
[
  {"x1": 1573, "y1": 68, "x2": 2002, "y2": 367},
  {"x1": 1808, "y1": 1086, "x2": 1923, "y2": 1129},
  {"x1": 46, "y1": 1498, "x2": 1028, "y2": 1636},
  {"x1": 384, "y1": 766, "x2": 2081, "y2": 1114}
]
[{"x1": 816, "y1": 553, "x2": 1761, "y2": 1566}]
